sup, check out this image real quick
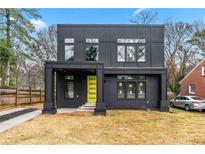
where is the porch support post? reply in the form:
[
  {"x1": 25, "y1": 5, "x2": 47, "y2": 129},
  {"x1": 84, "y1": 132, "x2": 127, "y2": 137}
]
[
  {"x1": 42, "y1": 66, "x2": 57, "y2": 114},
  {"x1": 160, "y1": 72, "x2": 169, "y2": 112},
  {"x1": 95, "y1": 64, "x2": 106, "y2": 115}
]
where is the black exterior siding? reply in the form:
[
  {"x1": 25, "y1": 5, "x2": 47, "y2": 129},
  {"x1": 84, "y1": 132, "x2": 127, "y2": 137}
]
[{"x1": 43, "y1": 24, "x2": 168, "y2": 114}]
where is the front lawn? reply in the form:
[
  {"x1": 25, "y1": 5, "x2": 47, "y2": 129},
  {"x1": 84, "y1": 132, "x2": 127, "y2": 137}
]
[{"x1": 0, "y1": 108, "x2": 205, "y2": 144}]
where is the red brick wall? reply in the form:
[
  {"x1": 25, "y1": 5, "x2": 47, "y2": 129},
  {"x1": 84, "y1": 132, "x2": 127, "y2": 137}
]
[{"x1": 181, "y1": 59, "x2": 205, "y2": 99}]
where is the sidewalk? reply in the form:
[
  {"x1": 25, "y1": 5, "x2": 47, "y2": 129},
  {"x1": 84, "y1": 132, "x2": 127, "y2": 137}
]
[{"x1": 0, "y1": 108, "x2": 41, "y2": 133}]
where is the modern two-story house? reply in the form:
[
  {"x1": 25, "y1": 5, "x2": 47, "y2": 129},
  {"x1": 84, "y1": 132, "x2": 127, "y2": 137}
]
[{"x1": 42, "y1": 24, "x2": 168, "y2": 114}]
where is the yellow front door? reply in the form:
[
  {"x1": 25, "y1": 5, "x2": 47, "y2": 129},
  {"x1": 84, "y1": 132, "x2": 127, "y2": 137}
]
[{"x1": 87, "y1": 75, "x2": 97, "y2": 103}]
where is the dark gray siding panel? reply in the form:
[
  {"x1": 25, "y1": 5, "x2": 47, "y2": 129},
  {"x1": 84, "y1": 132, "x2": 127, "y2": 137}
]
[
  {"x1": 151, "y1": 27, "x2": 164, "y2": 42},
  {"x1": 99, "y1": 43, "x2": 111, "y2": 67},
  {"x1": 151, "y1": 43, "x2": 164, "y2": 67},
  {"x1": 137, "y1": 27, "x2": 151, "y2": 42},
  {"x1": 146, "y1": 75, "x2": 160, "y2": 107}
]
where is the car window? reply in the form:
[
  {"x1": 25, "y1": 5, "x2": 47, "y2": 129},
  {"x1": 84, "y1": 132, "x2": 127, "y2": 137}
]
[
  {"x1": 175, "y1": 97, "x2": 181, "y2": 100},
  {"x1": 184, "y1": 97, "x2": 190, "y2": 100},
  {"x1": 181, "y1": 97, "x2": 186, "y2": 100}
]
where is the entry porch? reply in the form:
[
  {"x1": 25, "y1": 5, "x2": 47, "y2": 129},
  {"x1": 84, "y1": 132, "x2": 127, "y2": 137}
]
[{"x1": 42, "y1": 61, "x2": 106, "y2": 115}]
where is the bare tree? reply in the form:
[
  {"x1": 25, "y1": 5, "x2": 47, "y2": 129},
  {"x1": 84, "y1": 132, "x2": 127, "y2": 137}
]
[
  {"x1": 165, "y1": 21, "x2": 203, "y2": 93},
  {"x1": 130, "y1": 10, "x2": 158, "y2": 24},
  {"x1": 29, "y1": 24, "x2": 57, "y2": 69},
  {"x1": 19, "y1": 24, "x2": 57, "y2": 89}
]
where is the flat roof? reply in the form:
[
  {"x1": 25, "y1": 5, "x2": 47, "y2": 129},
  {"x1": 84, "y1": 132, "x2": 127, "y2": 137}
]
[{"x1": 57, "y1": 24, "x2": 164, "y2": 28}]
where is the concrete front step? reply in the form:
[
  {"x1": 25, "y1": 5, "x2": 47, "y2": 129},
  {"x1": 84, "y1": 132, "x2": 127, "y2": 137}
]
[{"x1": 77, "y1": 103, "x2": 96, "y2": 111}]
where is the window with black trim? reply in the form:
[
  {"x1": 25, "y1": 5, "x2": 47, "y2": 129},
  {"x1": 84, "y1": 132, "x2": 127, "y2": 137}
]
[
  {"x1": 117, "y1": 38, "x2": 146, "y2": 62},
  {"x1": 65, "y1": 75, "x2": 74, "y2": 98},
  {"x1": 64, "y1": 38, "x2": 74, "y2": 61},
  {"x1": 86, "y1": 38, "x2": 99, "y2": 61},
  {"x1": 117, "y1": 75, "x2": 146, "y2": 99}
]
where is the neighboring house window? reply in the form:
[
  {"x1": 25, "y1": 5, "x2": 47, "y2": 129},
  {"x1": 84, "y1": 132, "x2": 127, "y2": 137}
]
[
  {"x1": 65, "y1": 75, "x2": 74, "y2": 98},
  {"x1": 64, "y1": 38, "x2": 74, "y2": 61},
  {"x1": 117, "y1": 38, "x2": 146, "y2": 62},
  {"x1": 86, "y1": 38, "x2": 99, "y2": 61},
  {"x1": 117, "y1": 75, "x2": 146, "y2": 99},
  {"x1": 188, "y1": 84, "x2": 195, "y2": 94},
  {"x1": 202, "y1": 66, "x2": 205, "y2": 76}
]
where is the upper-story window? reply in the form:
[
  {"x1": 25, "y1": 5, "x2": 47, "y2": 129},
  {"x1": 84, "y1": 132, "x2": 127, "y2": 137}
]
[
  {"x1": 64, "y1": 38, "x2": 74, "y2": 61},
  {"x1": 202, "y1": 66, "x2": 205, "y2": 76},
  {"x1": 117, "y1": 38, "x2": 146, "y2": 44},
  {"x1": 86, "y1": 38, "x2": 99, "y2": 61},
  {"x1": 117, "y1": 38, "x2": 146, "y2": 63}
]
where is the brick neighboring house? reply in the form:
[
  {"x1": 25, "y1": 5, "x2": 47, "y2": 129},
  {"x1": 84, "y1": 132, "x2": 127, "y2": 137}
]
[{"x1": 180, "y1": 58, "x2": 205, "y2": 98}]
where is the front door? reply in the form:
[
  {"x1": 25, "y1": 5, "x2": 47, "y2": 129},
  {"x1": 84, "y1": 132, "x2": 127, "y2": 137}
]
[{"x1": 87, "y1": 75, "x2": 97, "y2": 103}]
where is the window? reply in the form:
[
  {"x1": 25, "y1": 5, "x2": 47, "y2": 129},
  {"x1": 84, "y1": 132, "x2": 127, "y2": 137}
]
[
  {"x1": 117, "y1": 46, "x2": 125, "y2": 62},
  {"x1": 64, "y1": 38, "x2": 74, "y2": 61},
  {"x1": 137, "y1": 82, "x2": 145, "y2": 99},
  {"x1": 137, "y1": 46, "x2": 145, "y2": 62},
  {"x1": 86, "y1": 38, "x2": 99, "y2": 43},
  {"x1": 117, "y1": 82, "x2": 125, "y2": 99},
  {"x1": 188, "y1": 84, "x2": 195, "y2": 94},
  {"x1": 117, "y1": 39, "x2": 146, "y2": 43},
  {"x1": 117, "y1": 75, "x2": 145, "y2": 80},
  {"x1": 127, "y1": 46, "x2": 136, "y2": 62},
  {"x1": 65, "y1": 75, "x2": 74, "y2": 98},
  {"x1": 65, "y1": 45, "x2": 74, "y2": 61},
  {"x1": 86, "y1": 38, "x2": 99, "y2": 61},
  {"x1": 117, "y1": 75, "x2": 146, "y2": 99},
  {"x1": 117, "y1": 38, "x2": 146, "y2": 62},
  {"x1": 202, "y1": 66, "x2": 205, "y2": 76},
  {"x1": 126, "y1": 82, "x2": 136, "y2": 99},
  {"x1": 65, "y1": 38, "x2": 74, "y2": 43},
  {"x1": 86, "y1": 45, "x2": 99, "y2": 61}
]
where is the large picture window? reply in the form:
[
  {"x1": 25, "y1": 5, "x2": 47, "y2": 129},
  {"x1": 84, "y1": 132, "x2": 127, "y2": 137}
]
[
  {"x1": 117, "y1": 75, "x2": 146, "y2": 99},
  {"x1": 65, "y1": 75, "x2": 74, "y2": 98}
]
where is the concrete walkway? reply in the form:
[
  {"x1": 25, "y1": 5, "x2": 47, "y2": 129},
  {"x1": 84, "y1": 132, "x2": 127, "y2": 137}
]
[
  {"x1": 0, "y1": 109, "x2": 41, "y2": 133},
  {"x1": 0, "y1": 108, "x2": 26, "y2": 116}
]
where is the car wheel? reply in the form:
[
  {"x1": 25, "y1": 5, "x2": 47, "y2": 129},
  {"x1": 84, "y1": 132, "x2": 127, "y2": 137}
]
[
  {"x1": 170, "y1": 102, "x2": 174, "y2": 107},
  {"x1": 185, "y1": 105, "x2": 190, "y2": 111}
]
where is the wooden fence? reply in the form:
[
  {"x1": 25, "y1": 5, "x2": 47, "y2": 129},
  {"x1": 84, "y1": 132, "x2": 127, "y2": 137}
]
[{"x1": 0, "y1": 88, "x2": 44, "y2": 106}]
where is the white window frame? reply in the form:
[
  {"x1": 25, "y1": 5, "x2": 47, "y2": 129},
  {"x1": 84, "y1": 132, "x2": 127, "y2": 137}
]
[
  {"x1": 202, "y1": 66, "x2": 205, "y2": 76},
  {"x1": 188, "y1": 85, "x2": 195, "y2": 94}
]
